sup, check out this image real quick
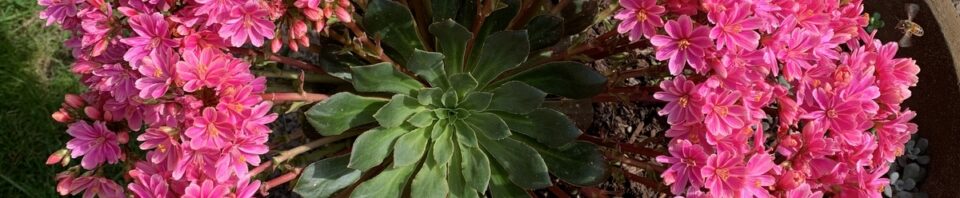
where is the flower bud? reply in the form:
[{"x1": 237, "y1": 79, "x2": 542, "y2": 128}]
[
  {"x1": 55, "y1": 173, "x2": 74, "y2": 195},
  {"x1": 51, "y1": 109, "x2": 72, "y2": 123},
  {"x1": 60, "y1": 154, "x2": 71, "y2": 166},
  {"x1": 84, "y1": 106, "x2": 101, "y2": 120},
  {"x1": 117, "y1": 131, "x2": 129, "y2": 144},
  {"x1": 64, "y1": 94, "x2": 85, "y2": 109},
  {"x1": 271, "y1": 37, "x2": 282, "y2": 53},
  {"x1": 46, "y1": 149, "x2": 69, "y2": 165},
  {"x1": 159, "y1": 126, "x2": 179, "y2": 137}
]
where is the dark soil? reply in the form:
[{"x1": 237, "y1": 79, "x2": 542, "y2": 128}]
[{"x1": 865, "y1": 1, "x2": 960, "y2": 197}]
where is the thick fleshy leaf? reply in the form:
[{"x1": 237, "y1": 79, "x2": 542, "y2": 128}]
[
  {"x1": 460, "y1": 145, "x2": 491, "y2": 191},
  {"x1": 429, "y1": 20, "x2": 472, "y2": 75},
  {"x1": 478, "y1": 135, "x2": 551, "y2": 189},
  {"x1": 432, "y1": 123, "x2": 455, "y2": 164},
  {"x1": 430, "y1": 0, "x2": 460, "y2": 21},
  {"x1": 448, "y1": 73, "x2": 478, "y2": 97},
  {"x1": 348, "y1": 127, "x2": 409, "y2": 171},
  {"x1": 507, "y1": 61, "x2": 606, "y2": 99},
  {"x1": 468, "y1": 0, "x2": 521, "y2": 67},
  {"x1": 374, "y1": 95, "x2": 426, "y2": 127},
  {"x1": 447, "y1": 146, "x2": 480, "y2": 198},
  {"x1": 454, "y1": 120, "x2": 479, "y2": 147},
  {"x1": 407, "y1": 49, "x2": 447, "y2": 87},
  {"x1": 488, "y1": 163, "x2": 528, "y2": 197},
  {"x1": 454, "y1": 0, "x2": 477, "y2": 29},
  {"x1": 459, "y1": 92, "x2": 493, "y2": 111},
  {"x1": 471, "y1": 31, "x2": 530, "y2": 85},
  {"x1": 406, "y1": 110, "x2": 436, "y2": 128},
  {"x1": 496, "y1": 109, "x2": 581, "y2": 148},
  {"x1": 293, "y1": 155, "x2": 361, "y2": 198},
  {"x1": 362, "y1": 0, "x2": 424, "y2": 64},
  {"x1": 350, "y1": 163, "x2": 417, "y2": 198},
  {"x1": 417, "y1": 87, "x2": 443, "y2": 106},
  {"x1": 488, "y1": 81, "x2": 546, "y2": 114},
  {"x1": 525, "y1": 15, "x2": 564, "y2": 50},
  {"x1": 464, "y1": 112, "x2": 510, "y2": 139},
  {"x1": 351, "y1": 63, "x2": 424, "y2": 95},
  {"x1": 441, "y1": 90, "x2": 459, "y2": 107},
  {"x1": 305, "y1": 93, "x2": 388, "y2": 136},
  {"x1": 526, "y1": 139, "x2": 607, "y2": 186},
  {"x1": 411, "y1": 157, "x2": 450, "y2": 197},
  {"x1": 560, "y1": 0, "x2": 599, "y2": 36},
  {"x1": 393, "y1": 127, "x2": 429, "y2": 167}
]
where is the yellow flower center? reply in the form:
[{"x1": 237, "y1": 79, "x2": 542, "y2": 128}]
[
  {"x1": 716, "y1": 168, "x2": 730, "y2": 180},
  {"x1": 678, "y1": 39, "x2": 692, "y2": 50},
  {"x1": 635, "y1": 10, "x2": 648, "y2": 22},
  {"x1": 827, "y1": 109, "x2": 839, "y2": 118},
  {"x1": 714, "y1": 106, "x2": 729, "y2": 117},
  {"x1": 678, "y1": 96, "x2": 689, "y2": 108},
  {"x1": 207, "y1": 126, "x2": 220, "y2": 137}
]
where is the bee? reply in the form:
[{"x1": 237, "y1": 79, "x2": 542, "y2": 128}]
[{"x1": 896, "y1": 3, "x2": 923, "y2": 47}]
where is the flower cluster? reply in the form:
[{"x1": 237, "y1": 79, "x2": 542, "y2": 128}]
[
  {"x1": 618, "y1": 0, "x2": 920, "y2": 197},
  {"x1": 33, "y1": 0, "x2": 352, "y2": 196}
]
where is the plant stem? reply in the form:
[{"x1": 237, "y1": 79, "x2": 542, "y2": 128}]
[
  {"x1": 260, "y1": 92, "x2": 329, "y2": 102},
  {"x1": 229, "y1": 48, "x2": 326, "y2": 73},
  {"x1": 253, "y1": 70, "x2": 346, "y2": 83},
  {"x1": 621, "y1": 170, "x2": 669, "y2": 194},
  {"x1": 259, "y1": 167, "x2": 303, "y2": 196},
  {"x1": 248, "y1": 161, "x2": 273, "y2": 178},
  {"x1": 579, "y1": 134, "x2": 667, "y2": 157},
  {"x1": 271, "y1": 130, "x2": 364, "y2": 164},
  {"x1": 548, "y1": 186, "x2": 571, "y2": 198},
  {"x1": 549, "y1": 0, "x2": 571, "y2": 15},
  {"x1": 615, "y1": 154, "x2": 666, "y2": 172},
  {"x1": 592, "y1": 86, "x2": 662, "y2": 104}
]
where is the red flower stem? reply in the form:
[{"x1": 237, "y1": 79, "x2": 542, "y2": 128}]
[
  {"x1": 548, "y1": 186, "x2": 572, "y2": 198},
  {"x1": 615, "y1": 154, "x2": 666, "y2": 172},
  {"x1": 592, "y1": 86, "x2": 663, "y2": 104},
  {"x1": 621, "y1": 170, "x2": 669, "y2": 194},
  {"x1": 549, "y1": 0, "x2": 572, "y2": 15},
  {"x1": 259, "y1": 167, "x2": 302, "y2": 196},
  {"x1": 229, "y1": 48, "x2": 326, "y2": 74},
  {"x1": 260, "y1": 92, "x2": 329, "y2": 102},
  {"x1": 248, "y1": 161, "x2": 273, "y2": 178},
  {"x1": 579, "y1": 134, "x2": 667, "y2": 157},
  {"x1": 271, "y1": 130, "x2": 364, "y2": 164},
  {"x1": 579, "y1": 187, "x2": 610, "y2": 198}
]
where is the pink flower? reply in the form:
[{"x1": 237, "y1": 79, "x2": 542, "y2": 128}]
[
  {"x1": 135, "y1": 51, "x2": 177, "y2": 99},
  {"x1": 137, "y1": 126, "x2": 180, "y2": 164},
  {"x1": 218, "y1": 1, "x2": 275, "y2": 47},
  {"x1": 234, "y1": 179, "x2": 261, "y2": 198},
  {"x1": 654, "y1": 76, "x2": 703, "y2": 125},
  {"x1": 775, "y1": 29, "x2": 818, "y2": 81},
  {"x1": 650, "y1": 15, "x2": 712, "y2": 75},
  {"x1": 663, "y1": 0, "x2": 698, "y2": 15},
  {"x1": 740, "y1": 154, "x2": 775, "y2": 198},
  {"x1": 176, "y1": 48, "x2": 229, "y2": 92},
  {"x1": 38, "y1": 0, "x2": 79, "y2": 26},
  {"x1": 185, "y1": 107, "x2": 235, "y2": 149},
  {"x1": 183, "y1": 180, "x2": 229, "y2": 198},
  {"x1": 614, "y1": 0, "x2": 665, "y2": 41},
  {"x1": 838, "y1": 167, "x2": 889, "y2": 198},
  {"x1": 786, "y1": 184, "x2": 823, "y2": 198},
  {"x1": 68, "y1": 176, "x2": 124, "y2": 198},
  {"x1": 240, "y1": 101, "x2": 277, "y2": 135},
  {"x1": 92, "y1": 63, "x2": 140, "y2": 102},
  {"x1": 656, "y1": 140, "x2": 708, "y2": 194},
  {"x1": 701, "y1": 151, "x2": 745, "y2": 197},
  {"x1": 709, "y1": 4, "x2": 762, "y2": 50},
  {"x1": 173, "y1": 145, "x2": 218, "y2": 180},
  {"x1": 801, "y1": 89, "x2": 860, "y2": 144},
  {"x1": 122, "y1": 13, "x2": 178, "y2": 67},
  {"x1": 66, "y1": 121, "x2": 121, "y2": 170},
  {"x1": 215, "y1": 133, "x2": 268, "y2": 181},
  {"x1": 216, "y1": 85, "x2": 260, "y2": 118},
  {"x1": 195, "y1": 0, "x2": 243, "y2": 25},
  {"x1": 128, "y1": 174, "x2": 171, "y2": 198},
  {"x1": 701, "y1": 91, "x2": 745, "y2": 136}
]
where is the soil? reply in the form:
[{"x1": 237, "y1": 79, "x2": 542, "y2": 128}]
[{"x1": 864, "y1": 1, "x2": 960, "y2": 197}]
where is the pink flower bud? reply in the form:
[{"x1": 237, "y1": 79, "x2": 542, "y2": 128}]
[
  {"x1": 52, "y1": 109, "x2": 72, "y2": 123},
  {"x1": 46, "y1": 149, "x2": 68, "y2": 165},
  {"x1": 84, "y1": 106, "x2": 101, "y2": 120},
  {"x1": 777, "y1": 169, "x2": 805, "y2": 190},
  {"x1": 64, "y1": 94, "x2": 85, "y2": 109},
  {"x1": 117, "y1": 131, "x2": 129, "y2": 144},
  {"x1": 271, "y1": 37, "x2": 282, "y2": 53},
  {"x1": 55, "y1": 173, "x2": 74, "y2": 196},
  {"x1": 60, "y1": 154, "x2": 71, "y2": 166},
  {"x1": 335, "y1": 7, "x2": 352, "y2": 23},
  {"x1": 289, "y1": 40, "x2": 300, "y2": 52}
]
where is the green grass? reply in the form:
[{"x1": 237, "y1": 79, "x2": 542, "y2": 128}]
[{"x1": 0, "y1": 0, "x2": 83, "y2": 196}]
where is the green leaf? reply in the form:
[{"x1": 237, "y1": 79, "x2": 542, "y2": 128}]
[
  {"x1": 471, "y1": 31, "x2": 530, "y2": 85},
  {"x1": 525, "y1": 15, "x2": 564, "y2": 50},
  {"x1": 351, "y1": 63, "x2": 424, "y2": 95},
  {"x1": 497, "y1": 109, "x2": 581, "y2": 148},
  {"x1": 374, "y1": 95, "x2": 425, "y2": 128},
  {"x1": 459, "y1": 92, "x2": 493, "y2": 111},
  {"x1": 350, "y1": 163, "x2": 417, "y2": 198},
  {"x1": 362, "y1": 0, "x2": 424, "y2": 64},
  {"x1": 454, "y1": 120, "x2": 478, "y2": 147},
  {"x1": 488, "y1": 81, "x2": 546, "y2": 114},
  {"x1": 526, "y1": 140, "x2": 608, "y2": 186},
  {"x1": 432, "y1": 124, "x2": 455, "y2": 164},
  {"x1": 293, "y1": 155, "x2": 362, "y2": 198},
  {"x1": 508, "y1": 61, "x2": 606, "y2": 99},
  {"x1": 393, "y1": 127, "x2": 429, "y2": 167},
  {"x1": 441, "y1": 90, "x2": 459, "y2": 107},
  {"x1": 431, "y1": 119, "x2": 449, "y2": 139},
  {"x1": 448, "y1": 73, "x2": 478, "y2": 97},
  {"x1": 488, "y1": 163, "x2": 528, "y2": 197},
  {"x1": 478, "y1": 135, "x2": 552, "y2": 189},
  {"x1": 411, "y1": 157, "x2": 450, "y2": 197},
  {"x1": 407, "y1": 50, "x2": 448, "y2": 87},
  {"x1": 464, "y1": 112, "x2": 510, "y2": 139},
  {"x1": 454, "y1": 0, "x2": 477, "y2": 29},
  {"x1": 349, "y1": 127, "x2": 409, "y2": 171},
  {"x1": 459, "y1": 146, "x2": 491, "y2": 191},
  {"x1": 417, "y1": 87, "x2": 443, "y2": 106},
  {"x1": 469, "y1": 0, "x2": 521, "y2": 67},
  {"x1": 430, "y1": 0, "x2": 460, "y2": 21},
  {"x1": 559, "y1": 0, "x2": 599, "y2": 36},
  {"x1": 305, "y1": 93, "x2": 388, "y2": 136},
  {"x1": 447, "y1": 146, "x2": 480, "y2": 198},
  {"x1": 406, "y1": 110, "x2": 436, "y2": 128},
  {"x1": 429, "y1": 20, "x2": 472, "y2": 75}
]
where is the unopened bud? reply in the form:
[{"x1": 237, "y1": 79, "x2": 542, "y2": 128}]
[
  {"x1": 270, "y1": 37, "x2": 282, "y2": 53},
  {"x1": 84, "y1": 106, "x2": 101, "y2": 120},
  {"x1": 51, "y1": 109, "x2": 72, "y2": 123},
  {"x1": 64, "y1": 94, "x2": 85, "y2": 109},
  {"x1": 60, "y1": 153, "x2": 71, "y2": 166},
  {"x1": 117, "y1": 131, "x2": 129, "y2": 144},
  {"x1": 159, "y1": 126, "x2": 179, "y2": 136},
  {"x1": 46, "y1": 149, "x2": 69, "y2": 165}
]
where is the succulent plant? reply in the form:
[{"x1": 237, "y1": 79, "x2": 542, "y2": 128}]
[
  {"x1": 884, "y1": 135, "x2": 929, "y2": 198},
  {"x1": 294, "y1": 0, "x2": 609, "y2": 197}
]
